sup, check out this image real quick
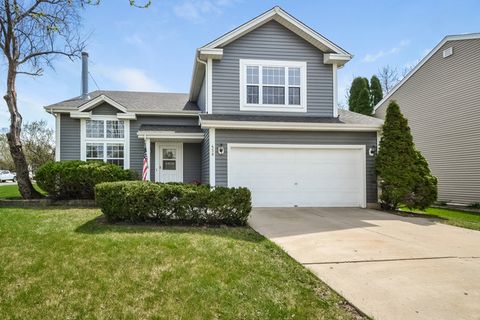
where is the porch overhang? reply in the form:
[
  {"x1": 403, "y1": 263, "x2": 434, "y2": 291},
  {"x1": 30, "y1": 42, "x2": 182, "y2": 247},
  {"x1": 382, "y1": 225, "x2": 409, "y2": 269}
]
[{"x1": 137, "y1": 125, "x2": 204, "y2": 142}]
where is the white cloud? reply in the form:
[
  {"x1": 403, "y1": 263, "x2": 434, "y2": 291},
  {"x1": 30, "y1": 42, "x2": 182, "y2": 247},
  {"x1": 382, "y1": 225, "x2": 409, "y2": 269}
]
[
  {"x1": 123, "y1": 34, "x2": 145, "y2": 46},
  {"x1": 362, "y1": 40, "x2": 410, "y2": 63},
  {"x1": 173, "y1": 0, "x2": 239, "y2": 23},
  {"x1": 112, "y1": 68, "x2": 168, "y2": 92},
  {"x1": 93, "y1": 65, "x2": 168, "y2": 92}
]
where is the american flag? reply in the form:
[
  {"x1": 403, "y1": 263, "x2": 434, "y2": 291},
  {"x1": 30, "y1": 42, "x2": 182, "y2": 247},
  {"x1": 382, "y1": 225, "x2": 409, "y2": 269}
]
[{"x1": 142, "y1": 148, "x2": 148, "y2": 181}]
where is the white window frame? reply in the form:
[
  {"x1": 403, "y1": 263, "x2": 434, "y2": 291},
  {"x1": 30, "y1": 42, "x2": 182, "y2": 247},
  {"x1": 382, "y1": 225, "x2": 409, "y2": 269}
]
[
  {"x1": 80, "y1": 115, "x2": 130, "y2": 169},
  {"x1": 239, "y1": 59, "x2": 307, "y2": 112}
]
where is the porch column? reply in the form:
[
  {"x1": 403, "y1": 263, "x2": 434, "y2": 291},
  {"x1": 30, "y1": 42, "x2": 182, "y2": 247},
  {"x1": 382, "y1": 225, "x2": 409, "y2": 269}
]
[{"x1": 145, "y1": 138, "x2": 151, "y2": 181}]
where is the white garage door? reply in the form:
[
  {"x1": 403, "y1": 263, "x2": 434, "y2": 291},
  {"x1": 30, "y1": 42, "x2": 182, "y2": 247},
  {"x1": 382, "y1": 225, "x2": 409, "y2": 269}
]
[{"x1": 228, "y1": 144, "x2": 366, "y2": 208}]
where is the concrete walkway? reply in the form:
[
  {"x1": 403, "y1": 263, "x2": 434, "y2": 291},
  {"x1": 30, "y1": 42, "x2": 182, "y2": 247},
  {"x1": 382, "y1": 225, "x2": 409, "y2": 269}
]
[{"x1": 249, "y1": 208, "x2": 480, "y2": 320}]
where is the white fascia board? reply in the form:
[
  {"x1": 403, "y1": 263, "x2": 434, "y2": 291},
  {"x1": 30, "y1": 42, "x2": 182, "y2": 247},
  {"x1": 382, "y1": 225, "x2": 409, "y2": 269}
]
[
  {"x1": 373, "y1": 33, "x2": 480, "y2": 112},
  {"x1": 323, "y1": 53, "x2": 352, "y2": 68},
  {"x1": 136, "y1": 131, "x2": 204, "y2": 141},
  {"x1": 198, "y1": 48, "x2": 223, "y2": 60},
  {"x1": 70, "y1": 111, "x2": 92, "y2": 119},
  {"x1": 116, "y1": 112, "x2": 137, "y2": 120},
  {"x1": 201, "y1": 6, "x2": 350, "y2": 56},
  {"x1": 200, "y1": 120, "x2": 382, "y2": 132}
]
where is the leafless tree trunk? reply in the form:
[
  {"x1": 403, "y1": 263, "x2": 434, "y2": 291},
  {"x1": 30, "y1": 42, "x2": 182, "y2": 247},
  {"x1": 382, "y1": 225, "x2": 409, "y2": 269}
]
[{"x1": 4, "y1": 58, "x2": 40, "y2": 197}]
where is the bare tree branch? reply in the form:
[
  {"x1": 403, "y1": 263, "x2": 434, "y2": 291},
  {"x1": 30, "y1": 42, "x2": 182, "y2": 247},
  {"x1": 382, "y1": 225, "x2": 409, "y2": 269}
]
[
  {"x1": 377, "y1": 65, "x2": 399, "y2": 95},
  {"x1": 1, "y1": 0, "x2": 151, "y2": 199}
]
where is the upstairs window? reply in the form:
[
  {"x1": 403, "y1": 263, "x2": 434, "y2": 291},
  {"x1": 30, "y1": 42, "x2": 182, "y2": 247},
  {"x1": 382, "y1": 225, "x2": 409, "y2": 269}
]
[{"x1": 240, "y1": 59, "x2": 306, "y2": 112}]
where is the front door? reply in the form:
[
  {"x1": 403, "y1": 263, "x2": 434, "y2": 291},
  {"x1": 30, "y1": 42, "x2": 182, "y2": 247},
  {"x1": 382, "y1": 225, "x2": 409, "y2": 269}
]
[{"x1": 155, "y1": 143, "x2": 183, "y2": 183}]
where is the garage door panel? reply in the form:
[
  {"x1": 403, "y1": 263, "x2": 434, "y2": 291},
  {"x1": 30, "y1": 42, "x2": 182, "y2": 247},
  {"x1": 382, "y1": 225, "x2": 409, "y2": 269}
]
[{"x1": 228, "y1": 145, "x2": 365, "y2": 207}]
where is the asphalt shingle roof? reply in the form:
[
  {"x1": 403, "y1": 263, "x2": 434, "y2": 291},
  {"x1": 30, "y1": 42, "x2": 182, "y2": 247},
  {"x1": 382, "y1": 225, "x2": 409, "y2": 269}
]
[
  {"x1": 338, "y1": 109, "x2": 384, "y2": 126},
  {"x1": 44, "y1": 90, "x2": 199, "y2": 113},
  {"x1": 199, "y1": 114, "x2": 342, "y2": 123},
  {"x1": 200, "y1": 110, "x2": 383, "y2": 126}
]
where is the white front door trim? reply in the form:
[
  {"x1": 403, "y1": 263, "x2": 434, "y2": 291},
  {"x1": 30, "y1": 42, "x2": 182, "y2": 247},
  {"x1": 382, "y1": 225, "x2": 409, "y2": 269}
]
[
  {"x1": 155, "y1": 142, "x2": 183, "y2": 183},
  {"x1": 227, "y1": 143, "x2": 367, "y2": 208}
]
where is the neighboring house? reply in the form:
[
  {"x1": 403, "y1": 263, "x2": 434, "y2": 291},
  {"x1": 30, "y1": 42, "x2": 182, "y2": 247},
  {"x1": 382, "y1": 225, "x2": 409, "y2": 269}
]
[
  {"x1": 374, "y1": 33, "x2": 480, "y2": 206},
  {"x1": 45, "y1": 6, "x2": 383, "y2": 208}
]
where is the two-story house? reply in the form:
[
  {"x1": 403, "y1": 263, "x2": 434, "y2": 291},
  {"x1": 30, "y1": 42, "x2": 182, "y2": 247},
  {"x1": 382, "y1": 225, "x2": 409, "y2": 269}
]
[
  {"x1": 45, "y1": 7, "x2": 383, "y2": 208},
  {"x1": 374, "y1": 33, "x2": 480, "y2": 205}
]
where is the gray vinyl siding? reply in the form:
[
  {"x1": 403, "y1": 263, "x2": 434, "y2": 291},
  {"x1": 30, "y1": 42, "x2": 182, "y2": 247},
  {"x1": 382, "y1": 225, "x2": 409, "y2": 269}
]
[
  {"x1": 197, "y1": 80, "x2": 206, "y2": 112},
  {"x1": 183, "y1": 143, "x2": 202, "y2": 183},
  {"x1": 215, "y1": 130, "x2": 378, "y2": 204},
  {"x1": 375, "y1": 38, "x2": 480, "y2": 204},
  {"x1": 90, "y1": 103, "x2": 119, "y2": 115},
  {"x1": 212, "y1": 20, "x2": 334, "y2": 116},
  {"x1": 201, "y1": 129, "x2": 210, "y2": 184},
  {"x1": 129, "y1": 115, "x2": 199, "y2": 178},
  {"x1": 59, "y1": 114, "x2": 80, "y2": 160}
]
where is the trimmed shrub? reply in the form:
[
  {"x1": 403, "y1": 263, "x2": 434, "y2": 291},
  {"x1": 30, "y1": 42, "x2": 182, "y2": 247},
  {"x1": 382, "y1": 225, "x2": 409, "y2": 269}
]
[
  {"x1": 95, "y1": 181, "x2": 252, "y2": 226},
  {"x1": 36, "y1": 160, "x2": 138, "y2": 200}
]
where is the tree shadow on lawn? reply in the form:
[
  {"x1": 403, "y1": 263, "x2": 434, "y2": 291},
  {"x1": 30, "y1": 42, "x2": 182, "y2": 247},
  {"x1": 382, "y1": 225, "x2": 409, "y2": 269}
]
[{"x1": 74, "y1": 214, "x2": 264, "y2": 243}]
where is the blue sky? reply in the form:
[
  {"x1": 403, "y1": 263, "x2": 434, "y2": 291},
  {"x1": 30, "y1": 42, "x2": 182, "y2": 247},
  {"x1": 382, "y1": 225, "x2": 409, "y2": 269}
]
[{"x1": 1, "y1": 0, "x2": 479, "y2": 129}]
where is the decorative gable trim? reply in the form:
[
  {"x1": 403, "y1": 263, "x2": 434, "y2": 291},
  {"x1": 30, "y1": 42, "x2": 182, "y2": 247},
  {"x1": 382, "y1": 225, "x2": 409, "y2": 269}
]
[
  {"x1": 201, "y1": 6, "x2": 350, "y2": 56},
  {"x1": 77, "y1": 94, "x2": 128, "y2": 113}
]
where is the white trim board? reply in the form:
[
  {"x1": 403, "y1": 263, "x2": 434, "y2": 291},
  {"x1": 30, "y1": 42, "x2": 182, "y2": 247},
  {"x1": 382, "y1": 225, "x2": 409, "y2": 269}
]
[
  {"x1": 373, "y1": 33, "x2": 480, "y2": 112},
  {"x1": 78, "y1": 94, "x2": 128, "y2": 113},
  {"x1": 200, "y1": 120, "x2": 382, "y2": 132},
  {"x1": 136, "y1": 131, "x2": 204, "y2": 141},
  {"x1": 55, "y1": 113, "x2": 61, "y2": 161},
  {"x1": 209, "y1": 128, "x2": 216, "y2": 186},
  {"x1": 227, "y1": 143, "x2": 367, "y2": 208},
  {"x1": 332, "y1": 63, "x2": 338, "y2": 118}
]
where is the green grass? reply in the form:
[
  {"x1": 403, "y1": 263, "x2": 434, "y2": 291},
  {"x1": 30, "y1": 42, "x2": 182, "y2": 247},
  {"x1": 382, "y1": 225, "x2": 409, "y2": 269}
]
[
  {"x1": 401, "y1": 206, "x2": 480, "y2": 231},
  {"x1": 0, "y1": 207, "x2": 363, "y2": 319},
  {"x1": 0, "y1": 184, "x2": 46, "y2": 199}
]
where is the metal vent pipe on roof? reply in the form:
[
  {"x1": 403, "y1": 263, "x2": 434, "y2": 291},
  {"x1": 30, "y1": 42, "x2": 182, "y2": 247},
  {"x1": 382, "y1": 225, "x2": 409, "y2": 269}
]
[{"x1": 81, "y1": 52, "x2": 90, "y2": 100}]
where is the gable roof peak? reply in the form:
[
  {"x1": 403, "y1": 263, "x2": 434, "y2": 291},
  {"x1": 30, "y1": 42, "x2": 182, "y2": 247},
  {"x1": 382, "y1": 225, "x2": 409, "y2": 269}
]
[{"x1": 200, "y1": 6, "x2": 350, "y2": 56}]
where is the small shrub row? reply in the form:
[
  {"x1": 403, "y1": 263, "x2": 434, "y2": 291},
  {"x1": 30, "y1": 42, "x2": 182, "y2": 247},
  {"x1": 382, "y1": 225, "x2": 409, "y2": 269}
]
[
  {"x1": 36, "y1": 160, "x2": 138, "y2": 200},
  {"x1": 94, "y1": 181, "x2": 252, "y2": 226}
]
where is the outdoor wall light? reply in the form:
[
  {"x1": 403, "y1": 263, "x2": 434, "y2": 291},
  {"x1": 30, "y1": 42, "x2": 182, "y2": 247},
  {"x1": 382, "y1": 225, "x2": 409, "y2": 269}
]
[
  {"x1": 368, "y1": 145, "x2": 377, "y2": 156},
  {"x1": 217, "y1": 144, "x2": 225, "y2": 155}
]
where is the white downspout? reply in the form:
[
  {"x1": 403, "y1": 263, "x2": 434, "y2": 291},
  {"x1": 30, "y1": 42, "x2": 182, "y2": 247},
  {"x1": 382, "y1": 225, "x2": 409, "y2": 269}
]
[{"x1": 196, "y1": 56, "x2": 208, "y2": 113}]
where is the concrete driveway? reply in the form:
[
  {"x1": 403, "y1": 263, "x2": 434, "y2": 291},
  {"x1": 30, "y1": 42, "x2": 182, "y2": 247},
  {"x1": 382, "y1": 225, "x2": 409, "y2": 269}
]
[{"x1": 249, "y1": 208, "x2": 480, "y2": 320}]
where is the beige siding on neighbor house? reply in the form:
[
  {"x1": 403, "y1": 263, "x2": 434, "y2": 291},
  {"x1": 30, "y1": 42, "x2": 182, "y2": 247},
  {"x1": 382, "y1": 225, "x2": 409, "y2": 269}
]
[{"x1": 375, "y1": 39, "x2": 480, "y2": 204}]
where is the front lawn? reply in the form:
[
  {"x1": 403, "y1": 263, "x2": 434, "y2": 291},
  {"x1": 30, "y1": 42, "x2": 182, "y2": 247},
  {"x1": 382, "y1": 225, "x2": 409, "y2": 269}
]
[
  {"x1": 0, "y1": 183, "x2": 46, "y2": 199},
  {"x1": 401, "y1": 206, "x2": 480, "y2": 231},
  {"x1": 0, "y1": 207, "x2": 363, "y2": 319}
]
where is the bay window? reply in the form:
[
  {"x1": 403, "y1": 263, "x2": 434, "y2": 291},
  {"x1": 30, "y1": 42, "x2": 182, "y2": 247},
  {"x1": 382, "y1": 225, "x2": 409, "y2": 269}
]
[
  {"x1": 82, "y1": 117, "x2": 129, "y2": 168},
  {"x1": 240, "y1": 59, "x2": 306, "y2": 112}
]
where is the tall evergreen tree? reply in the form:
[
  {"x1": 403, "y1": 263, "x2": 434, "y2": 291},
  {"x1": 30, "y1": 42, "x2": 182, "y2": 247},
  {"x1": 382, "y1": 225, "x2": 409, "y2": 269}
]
[
  {"x1": 356, "y1": 87, "x2": 372, "y2": 115},
  {"x1": 348, "y1": 77, "x2": 370, "y2": 112},
  {"x1": 376, "y1": 101, "x2": 437, "y2": 210},
  {"x1": 370, "y1": 75, "x2": 383, "y2": 106}
]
